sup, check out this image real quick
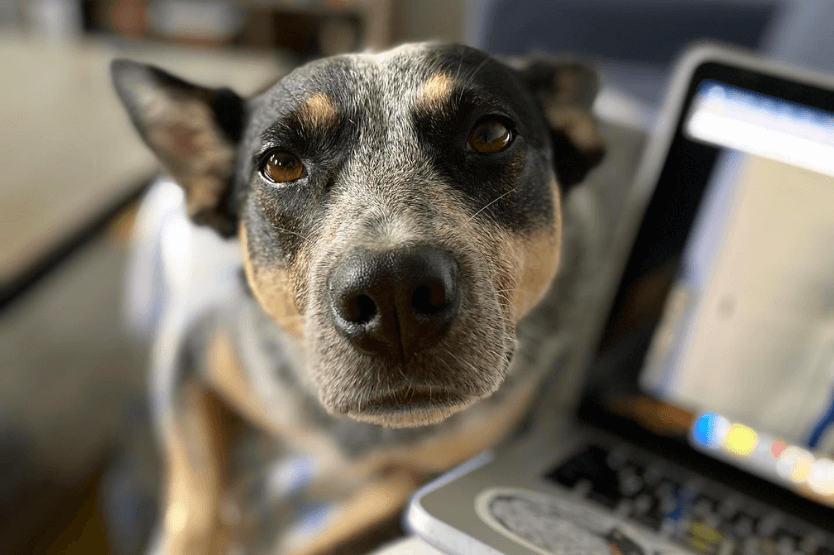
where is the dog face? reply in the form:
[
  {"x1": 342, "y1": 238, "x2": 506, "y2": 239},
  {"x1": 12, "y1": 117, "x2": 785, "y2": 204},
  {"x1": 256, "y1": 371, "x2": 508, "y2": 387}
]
[{"x1": 112, "y1": 43, "x2": 603, "y2": 428}]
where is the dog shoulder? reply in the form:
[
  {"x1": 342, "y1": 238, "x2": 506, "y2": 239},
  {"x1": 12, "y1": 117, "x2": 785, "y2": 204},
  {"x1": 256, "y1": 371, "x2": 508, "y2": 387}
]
[{"x1": 149, "y1": 305, "x2": 244, "y2": 553}]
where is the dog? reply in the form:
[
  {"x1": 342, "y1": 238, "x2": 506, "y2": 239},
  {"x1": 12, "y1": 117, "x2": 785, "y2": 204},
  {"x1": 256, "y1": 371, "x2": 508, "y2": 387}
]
[{"x1": 111, "y1": 42, "x2": 607, "y2": 555}]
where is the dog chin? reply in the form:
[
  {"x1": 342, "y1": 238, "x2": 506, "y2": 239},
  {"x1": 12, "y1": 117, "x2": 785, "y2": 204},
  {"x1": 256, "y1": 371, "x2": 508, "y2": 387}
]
[
  {"x1": 339, "y1": 386, "x2": 478, "y2": 428},
  {"x1": 346, "y1": 401, "x2": 473, "y2": 428}
]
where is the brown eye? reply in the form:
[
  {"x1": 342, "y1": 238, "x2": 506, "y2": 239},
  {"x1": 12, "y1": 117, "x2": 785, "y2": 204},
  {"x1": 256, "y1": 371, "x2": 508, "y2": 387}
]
[
  {"x1": 467, "y1": 118, "x2": 513, "y2": 153},
  {"x1": 262, "y1": 151, "x2": 304, "y2": 183}
]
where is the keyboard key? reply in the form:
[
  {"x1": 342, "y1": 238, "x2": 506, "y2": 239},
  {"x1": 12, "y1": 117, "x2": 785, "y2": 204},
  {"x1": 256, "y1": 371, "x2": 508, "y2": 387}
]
[
  {"x1": 588, "y1": 488, "x2": 621, "y2": 509},
  {"x1": 753, "y1": 538, "x2": 780, "y2": 555},
  {"x1": 631, "y1": 493, "x2": 664, "y2": 531},
  {"x1": 798, "y1": 535, "x2": 825, "y2": 554},
  {"x1": 718, "y1": 496, "x2": 742, "y2": 521},
  {"x1": 547, "y1": 445, "x2": 615, "y2": 488},
  {"x1": 685, "y1": 520, "x2": 725, "y2": 554},
  {"x1": 631, "y1": 513, "x2": 664, "y2": 532},
  {"x1": 775, "y1": 530, "x2": 801, "y2": 544},
  {"x1": 548, "y1": 445, "x2": 623, "y2": 509},
  {"x1": 633, "y1": 493, "x2": 654, "y2": 514},
  {"x1": 607, "y1": 448, "x2": 629, "y2": 471},
  {"x1": 619, "y1": 469, "x2": 644, "y2": 497},
  {"x1": 573, "y1": 478, "x2": 593, "y2": 497},
  {"x1": 757, "y1": 515, "x2": 783, "y2": 538},
  {"x1": 656, "y1": 479, "x2": 678, "y2": 500},
  {"x1": 605, "y1": 527, "x2": 646, "y2": 555},
  {"x1": 680, "y1": 479, "x2": 704, "y2": 501},
  {"x1": 694, "y1": 496, "x2": 718, "y2": 517},
  {"x1": 644, "y1": 464, "x2": 664, "y2": 487},
  {"x1": 731, "y1": 514, "x2": 758, "y2": 538},
  {"x1": 717, "y1": 537, "x2": 741, "y2": 555}
]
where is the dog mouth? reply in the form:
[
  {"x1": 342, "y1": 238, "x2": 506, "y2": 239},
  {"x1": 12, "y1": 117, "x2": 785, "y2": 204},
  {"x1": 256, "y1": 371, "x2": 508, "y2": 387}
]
[
  {"x1": 323, "y1": 337, "x2": 517, "y2": 428},
  {"x1": 345, "y1": 386, "x2": 474, "y2": 427},
  {"x1": 370, "y1": 385, "x2": 466, "y2": 408}
]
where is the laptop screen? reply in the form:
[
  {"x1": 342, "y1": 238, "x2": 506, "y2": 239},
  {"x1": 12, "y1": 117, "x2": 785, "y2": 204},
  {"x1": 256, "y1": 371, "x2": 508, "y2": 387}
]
[{"x1": 580, "y1": 61, "x2": 834, "y2": 507}]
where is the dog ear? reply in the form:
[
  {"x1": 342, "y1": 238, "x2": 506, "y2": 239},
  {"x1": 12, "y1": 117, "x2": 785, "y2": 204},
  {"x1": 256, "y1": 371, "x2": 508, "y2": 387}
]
[
  {"x1": 509, "y1": 56, "x2": 606, "y2": 190},
  {"x1": 110, "y1": 60, "x2": 245, "y2": 237}
]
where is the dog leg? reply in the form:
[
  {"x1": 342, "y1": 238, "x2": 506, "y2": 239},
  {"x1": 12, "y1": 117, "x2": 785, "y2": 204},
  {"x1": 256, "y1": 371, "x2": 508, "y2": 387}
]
[
  {"x1": 160, "y1": 382, "x2": 238, "y2": 555},
  {"x1": 283, "y1": 469, "x2": 423, "y2": 555}
]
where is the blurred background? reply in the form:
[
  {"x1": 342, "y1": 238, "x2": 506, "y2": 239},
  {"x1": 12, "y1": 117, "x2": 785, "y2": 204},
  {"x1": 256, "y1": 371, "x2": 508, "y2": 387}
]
[{"x1": 0, "y1": 0, "x2": 831, "y2": 553}]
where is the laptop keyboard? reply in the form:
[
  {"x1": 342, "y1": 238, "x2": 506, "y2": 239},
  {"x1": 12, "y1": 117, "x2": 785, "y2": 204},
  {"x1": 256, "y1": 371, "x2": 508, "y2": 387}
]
[{"x1": 546, "y1": 444, "x2": 834, "y2": 555}]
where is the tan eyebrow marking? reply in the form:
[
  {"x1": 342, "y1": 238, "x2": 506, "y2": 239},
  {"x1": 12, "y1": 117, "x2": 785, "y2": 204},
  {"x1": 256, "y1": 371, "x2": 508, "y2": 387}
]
[
  {"x1": 297, "y1": 91, "x2": 338, "y2": 131},
  {"x1": 415, "y1": 72, "x2": 454, "y2": 110}
]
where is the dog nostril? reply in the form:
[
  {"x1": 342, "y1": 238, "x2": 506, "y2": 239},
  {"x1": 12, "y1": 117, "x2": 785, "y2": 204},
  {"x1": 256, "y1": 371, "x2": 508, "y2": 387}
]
[
  {"x1": 344, "y1": 294, "x2": 377, "y2": 324},
  {"x1": 412, "y1": 283, "x2": 451, "y2": 315}
]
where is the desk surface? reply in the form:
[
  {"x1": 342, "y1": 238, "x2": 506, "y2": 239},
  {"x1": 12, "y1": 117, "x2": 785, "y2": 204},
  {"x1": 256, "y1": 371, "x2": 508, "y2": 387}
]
[{"x1": 0, "y1": 35, "x2": 284, "y2": 286}]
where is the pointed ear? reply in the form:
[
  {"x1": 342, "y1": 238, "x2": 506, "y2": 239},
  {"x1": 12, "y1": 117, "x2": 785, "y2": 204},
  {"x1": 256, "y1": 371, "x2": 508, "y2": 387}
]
[
  {"x1": 110, "y1": 59, "x2": 245, "y2": 237},
  {"x1": 509, "y1": 56, "x2": 606, "y2": 190}
]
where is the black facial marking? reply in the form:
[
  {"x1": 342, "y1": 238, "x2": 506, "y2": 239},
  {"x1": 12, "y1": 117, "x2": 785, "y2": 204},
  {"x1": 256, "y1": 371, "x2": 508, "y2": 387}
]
[
  {"x1": 411, "y1": 48, "x2": 556, "y2": 232},
  {"x1": 212, "y1": 87, "x2": 246, "y2": 144},
  {"x1": 242, "y1": 59, "x2": 362, "y2": 265},
  {"x1": 238, "y1": 44, "x2": 572, "y2": 271}
]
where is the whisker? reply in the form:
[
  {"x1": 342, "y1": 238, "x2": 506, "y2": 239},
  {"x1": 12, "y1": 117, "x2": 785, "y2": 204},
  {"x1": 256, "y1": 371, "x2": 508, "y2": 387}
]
[
  {"x1": 466, "y1": 188, "x2": 517, "y2": 225},
  {"x1": 273, "y1": 226, "x2": 310, "y2": 242},
  {"x1": 455, "y1": 49, "x2": 464, "y2": 82},
  {"x1": 444, "y1": 348, "x2": 486, "y2": 376},
  {"x1": 463, "y1": 56, "x2": 493, "y2": 87}
]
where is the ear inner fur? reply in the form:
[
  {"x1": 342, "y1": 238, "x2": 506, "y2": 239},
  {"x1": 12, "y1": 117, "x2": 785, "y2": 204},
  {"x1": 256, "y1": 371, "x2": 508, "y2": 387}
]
[
  {"x1": 110, "y1": 60, "x2": 243, "y2": 236},
  {"x1": 507, "y1": 57, "x2": 605, "y2": 188},
  {"x1": 543, "y1": 104, "x2": 604, "y2": 153},
  {"x1": 148, "y1": 98, "x2": 239, "y2": 234}
]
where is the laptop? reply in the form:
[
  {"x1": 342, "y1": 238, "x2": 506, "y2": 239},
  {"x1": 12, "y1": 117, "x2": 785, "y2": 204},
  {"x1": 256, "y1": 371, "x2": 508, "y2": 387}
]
[{"x1": 406, "y1": 43, "x2": 834, "y2": 555}]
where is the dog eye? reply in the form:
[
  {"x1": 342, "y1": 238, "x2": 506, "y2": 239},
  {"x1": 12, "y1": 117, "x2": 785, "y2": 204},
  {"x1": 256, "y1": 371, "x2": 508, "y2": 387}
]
[
  {"x1": 262, "y1": 151, "x2": 305, "y2": 183},
  {"x1": 467, "y1": 118, "x2": 513, "y2": 154}
]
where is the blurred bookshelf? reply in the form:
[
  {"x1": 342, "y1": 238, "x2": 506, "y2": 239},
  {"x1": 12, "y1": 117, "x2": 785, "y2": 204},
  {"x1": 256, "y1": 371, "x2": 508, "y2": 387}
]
[{"x1": 5, "y1": 0, "x2": 394, "y2": 58}]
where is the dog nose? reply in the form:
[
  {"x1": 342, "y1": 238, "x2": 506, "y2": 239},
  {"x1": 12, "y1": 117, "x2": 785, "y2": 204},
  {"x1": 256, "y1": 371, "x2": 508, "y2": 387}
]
[{"x1": 327, "y1": 246, "x2": 460, "y2": 361}]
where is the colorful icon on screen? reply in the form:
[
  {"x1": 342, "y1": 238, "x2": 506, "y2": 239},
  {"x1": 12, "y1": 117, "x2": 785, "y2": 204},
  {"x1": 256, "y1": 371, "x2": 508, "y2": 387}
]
[
  {"x1": 691, "y1": 413, "x2": 834, "y2": 496},
  {"x1": 724, "y1": 423, "x2": 758, "y2": 456},
  {"x1": 776, "y1": 446, "x2": 815, "y2": 483},
  {"x1": 770, "y1": 439, "x2": 788, "y2": 458},
  {"x1": 691, "y1": 412, "x2": 731, "y2": 448}
]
